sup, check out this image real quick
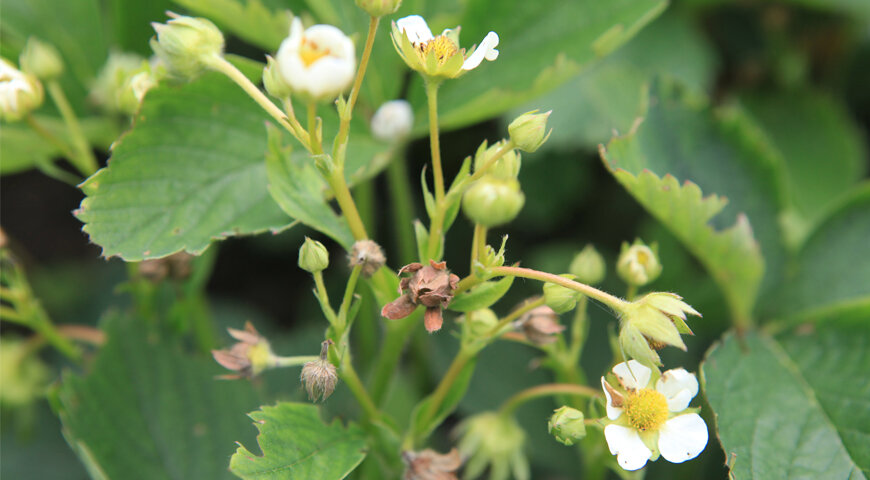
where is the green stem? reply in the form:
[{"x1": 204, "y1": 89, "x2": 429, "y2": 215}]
[
  {"x1": 354, "y1": 179, "x2": 376, "y2": 234},
  {"x1": 313, "y1": 271, "x2": 338, "y2": 324},
  {"x1": 487, "y1": 297, "x2": 545, "y2": 339},
  {"x1": 337, "y1": 265, "x2": 363, "y2": 329},
  {"x1": 307, "y1": 100, "x2": 322, "y2": 154},
  {"x1": 468, "y1": 140, "x2": 515, "y2": 183},
  {"x1": 386, "y1": 156, "x2": 416, "y2": 265},
  {"x1": 46, "y1": 80, "x2": 97, "y2": 175},
  {"x1": 328, "y1": 170, "x2": 369, "y2": 240},
  {"x1": 24, "y1": 115, "x2": 76, "y2": 162},
  {"x1": 370, "y1": 312, "x2": 419, "y2": 405},
  {"x1": 498, "y1": 383, "x2": 602, "y2": 416},
  {"x1": 206, "y1": 55, "x2": 309, "y2": 148},
  {"x1": 625, "y1": 284, "x2": 637, "y2": 302},
  {"x1": 474, "y1": 225, "x2": 487, "y2": 267},
  {"x1": 568, "y1": 295, "x2": 588, "y2": 363},
  {"x1": 273, "y1": 355, "x2": 319, "y2": 367},
  {"x1": 490, "y1": 266, "x2": 628, "y2": 312},
  {"x1": 341, "y1": 355, "x2": 380, "y2": 421},
  {"x1": 425, "y1": 81, "x2": 444, "y2": 203},
  {"x1": 415, "y1": 347, "x2": 473, "y2": 442}
]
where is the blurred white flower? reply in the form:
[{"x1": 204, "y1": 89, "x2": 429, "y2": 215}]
[
  {"x1": 371, "y1": 99, "x2": 413, "y2": 142},
  {"x1": 0, "y1": 57, "x2": 43, "y2": 122},
  {"x1": 275, "y1": 18, "x2": 355, "y2": 101},
  {"x1": 601, "y1": 360, "x2": 708, "y2": 471}
]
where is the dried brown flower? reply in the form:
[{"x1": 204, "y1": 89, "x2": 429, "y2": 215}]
[
  {"x1": 300, "y1": 340, "x2": 338, "y2": 402},
  {"x1": 138, "y1": 251, "x2": 195, "y2": 282},
  {"x1": 381, "y1": 260, "x2": 460, "y2": 333},
  {"x1": 517, "y1": 305, "x2": 564, "y2": 345},
  {"x1": 402, "y1": 448, "x2": 462, "y2": 480},
  {"x1": 349, "y1": 240, "x2": 386, "y2": 277},
  {"x1": 212, "y1": 322, "x2": 274, "y2": 379}
]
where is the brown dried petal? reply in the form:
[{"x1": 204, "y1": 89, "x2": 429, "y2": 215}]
[
  {"x1": 227, "y1": 321, "x2": 262, "y2": 345},
  {"x1": 424, "y1": 307, "x2": 444, "y2": 333},
  {"x1": 519, "y1": 306, "x2": 564, "y2": 345},
  {"x1": 399, "y1": 262, "x2": 424, "y2": 275},
  {"x1": 403, "y1": 448, "x2": 462, "y2": 480},
  {"x1": 212, "y1": 348, "x2": 249, "y2": 372},
  {"x1": 382, "y1": 294, "x2": 418, "y2": 320}
]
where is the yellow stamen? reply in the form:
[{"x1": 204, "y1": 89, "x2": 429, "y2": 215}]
[
  {"x1": 416, "y1": 35, "x2": 458, "y2": 65},
  {"x1": 300, "y1": 37, "x2": 330, "y2": 67},
  {"x1": 624, "y1": 388, "x2": 669, "y2": 432}
]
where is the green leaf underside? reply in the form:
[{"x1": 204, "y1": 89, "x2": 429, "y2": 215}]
[
  {"x1": 766, "y1": 185, "x2": 870, "y2": 321},
  {"x1": 230, "y1": 403, "x2": 367, "y2": 480},
  {"x1": 600, "y1": 81, "x2": 785, "y2": 325},
  {"x1": 410, "y1": 0, "x2": 668, "y2": 132},
  {"x1": 53, "y1": 313, "x2": 261, "y2": 480},
  {"x1": 76, "y1": 73, "x2": 291, "y2": 260},
  {"x1": 702, "y1": 323, "x2": 869, "y2": 479}
]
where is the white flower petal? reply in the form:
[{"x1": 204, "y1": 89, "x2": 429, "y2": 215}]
[
  {"x1": 658, "y1": 413, "x2": 708, "y2": 463},
  {"x1": 656, "y1": 368, "x2": 699, "y2": 411},
  {"x1": 288, "y1": 17, "x2": 303, "y2": 45},
  {"x1": 601, "y1": 377, "x2": 623, "y2": 420},
  {"x1": 304, "y1": 25, "x2": 355, "y2": 60},
  {"x1": 604, "y1": 425, "x2": 652, "y2": 471},
  {"x1": 612, "y1": 360, "x2": 651, "y2": 390},
  {"x1": 396, "y1": 15, "x2": 434, "y2": 44},
  {"x1": 303, "y1": 57, "x2": 355, "y2": 98},
  {"x1": 461, "y1": 31, "x2": 499, "y2": 70},
  {"x1": 371, "y1": 100, "x2": 413, "y2": 142}
]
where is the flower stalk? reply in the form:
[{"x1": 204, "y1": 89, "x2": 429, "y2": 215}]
[
  {"x1": 498, "y1": 383, "x2": 602, "y2": 416},
  {"x1": 46, "y1": 80, "x2": 97, "y2": 175}
]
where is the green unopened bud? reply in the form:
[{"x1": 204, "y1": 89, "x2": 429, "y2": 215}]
[
  {"x1": 299, "y1": 237, "x2": 329, "y2": 273},
  {"x1": 0, "y1": 337, "x2": 50, "y2": 408},
  {"x1": 457, "y1": 412, "x2": 529, "y2": 480},
  {"x1": 569, "y1": 244, "x2": 605, "y2": 285},
  {"x1": 543, "y1": 274, "x2": 581, "y2": 314},
  {"x1": 355, "y1": 0, "x2": 402, "y2": 17},
  {"x1": 618, "y1": 292, "x2": 700, "y2": 367},
  {"x1": 617, "y1": 239, "x2": 661, "y2": 287},
  {"x1": 508, "y1": 109, "x2": 551, "y2": 152},
  {"x1": 473, "y1": 139, "x2": 521, "y2": 179},
  {"x1": 462, "y1": 176, "x2": 525, "y2": 227},
  {"x1": 463, "y1": 308, "x2": 498, "y2": 339},
  {"x1": 19, "y1": 37, "x2": 63, "y2": 80},
  {"x1": 548, "y1": 406, "x2": 586, "y2": 446},
  {"x1": 0, "y1": 58, "x2": 43, "y2": 122},
  {"x1": 90, "y1": 51, "x2": 152, "y2": 115},
  {"x1": 263, "y1": 55, "x2": 291, "y2": 98},
  {"x1": 150, "y1": 13, "x2": 224, "y2": 79}
]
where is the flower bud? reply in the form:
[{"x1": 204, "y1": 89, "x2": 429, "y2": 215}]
[
  {"x1": 370, "y1": 99, "x2": 413, "y2": 143},
  {"x1": 0, "y1": 336, "x2": 50, "y2": 409},
  {"x1": 569, "y1": 244, "x2": 605, "y2": 285},
  {"x1": 473, "y1": 139, "x2": 521, "y2": 179},
  {"x1": 301, "y1": 340, "x2": 338, "y2": 402},
  {"x1": 0, "y1": 58, "x2": 44, "y2": 122},
  {"x1": 543, "y1": 274, "x2": 581, "y2": 314},
  {"x1": 508, "y1": 110, "x2": 551, "y2": 152},
  {"x1": 275, "y1": 18, "x2": 355, "y2": 101},
  {"x1": 90, "y1": 51, "x2": 151, "y2": 115},
  {"x1": 262, "y1": 55, "x2": 291, "y2": 98},
  {"x1": 355, "y1": 0, "x2": 402, "y2": 18},
  {"x1": 457, "y1": 412, "x2": 528, "y2": 480},
  {"x1": 349, "y1": 240, "x2": 385, "y2": 277},
  {"x1": 19, "y1": 37, "x2": 63, "y2": 80},
  {"x1": 617, "y1": 240, "x2": 661, "y2": 287},
  {"x1": 462, "y1": 176, "x2": 525, "y2": 227},
  {"x1": 150, "y1": 13, "x2": 224, "y2": 79},
  {"x1": 464, "y1": 308, "x2": 498, "y2": 339},
  {"x1": 548, "y1": 406, "x2": 586, "y2": 446},
  {"x1": 299, "y1": 237, "x2": 329, "y2": 273}
]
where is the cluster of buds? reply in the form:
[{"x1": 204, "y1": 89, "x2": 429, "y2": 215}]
[
  {"x1": 381, "y1": 260, "x2": 460, "y2": 333},
  {"x1": 0, "y1": 57, "x2": 44, "y2": 122}
]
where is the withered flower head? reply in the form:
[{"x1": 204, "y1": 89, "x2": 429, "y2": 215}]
[
  {"x1": 349, "y1": 240, "x2": 386, "y2": 277},
  {"x1": 402, "y1": 448, "x2": 462, "y2": 480},
  {"x1": 300, "y1": 340, "x2": 338, "y2": 402},
  {"x1": 138, "y1": 251, "x2": 195, "y2": 282},
  {"x1": 212, "y1": 322, "x2": 274, "y2": 379},
  {"x1": 516, "y1": 305, "x2": 565, "y2": 345},
  {"x1": 381, "y1": 260, "x2": 460, "y2": 333}
]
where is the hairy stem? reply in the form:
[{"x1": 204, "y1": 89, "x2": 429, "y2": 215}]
[
  {"x1": 46, "y1": 80, "x2": 97, "y2": 175},
  {"x1": 498, "y1": 383, "x2": 602, "y2": 416},
  {"x1": 490, "y1": 266, "x2": 627, "y2": 312}
]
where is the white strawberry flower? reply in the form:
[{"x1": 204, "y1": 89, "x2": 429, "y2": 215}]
[
  {"x1": 0, "y1": 57, "x2": 43, "y2": 122},
  {"x1": 391, "y1": 15, "x2": 498, "y2": 79},
  {"x1": 275, "y1": 18, "x2": 355, "y2": 101},
  {"x1": 600, "y1": 360, "x2": 708, "y2": 471}
]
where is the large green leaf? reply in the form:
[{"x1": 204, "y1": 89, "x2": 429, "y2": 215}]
[
  {"x1": 522, "y1": 11, "x2": 716, "y2": 150},
  {"x1": 76, "y1": 73, "x2": 292, "y2": 261},
  {"x1": 702, "y1": 321, "x2": 870, "y2": 479},
  {"x1": 409, "y1": 0, "x2": 667, "y2": 131},
  {"x1": 52, "y1": 313, "x2": 261, "y2": 480},
  {"x1": 764, "y1": 185, "x2": 870, "y2": 322},
  {"x1": 230, "y1": 402, "x2": 367, "y2": 480},
  {"x1": 741, "y1": 89, "x2": 868, "y2": 223},
  {"x1": 600, "y1": 81, "x2": 785, "y2": 326}
]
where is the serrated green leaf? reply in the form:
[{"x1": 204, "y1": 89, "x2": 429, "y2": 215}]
[
  {"x1": 600, "y1": 81, "x2": 786, "y2": 326},
  {"x1": 76, "y1": 73, "x2": 292, "y2": 260},
  {"x1": 764, "y1": 185, "x2": 870, "y2": 322},
  {"x1": 448, "y1": 276, "x2": 515, "y2": 313},
  {"x1": 411, "y1": 0, "x2": 667, "y2": 131},
  {"x1": 53, "y1": 313, "x2": 261, "y2": 480},
  {"x1": 230, "y1": 402, "x2": 367, "y2": 480},
  {"x1": 702, "y1": 322, "x2": 870, "y2": 479},
  {"x1": 172, "y1": 0, "x2": 290, "y2": 51},
  {"x1": 265, "y1": 125, "x2": 355, "y2": 249}
]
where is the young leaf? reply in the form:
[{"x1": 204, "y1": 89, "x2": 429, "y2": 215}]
[
  {"x1": 448, "y1": 276, "x2": 515, "y2": 313},
  {"x1": 230, "y1": 403, "x2": 367, "y2": 480},
  {"x1": 52, "y1": 313, "x2": 261, "y2": 480},
  {"x1": 77, "y1": 73, "x2": 293, "y2": 261},
  {"x1": 702, "y1": 321, "x2": 870, "y2": 479}
]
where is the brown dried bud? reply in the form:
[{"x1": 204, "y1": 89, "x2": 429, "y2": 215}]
[
  {"x1": 300, "y1": 340, "x2": 338, "y2": 402},
  {"x1": 381, "y1": 260, "x2": 460, "y2": 333},
  {"x1": 212, "y1": 322, "x2": 274, "y2": 379},
  {"x1": 517, "y1": 305, "x2": 565, "y2": 345},
  {"x1": 138, "y1": 251, "x2": 194, "y2": 282},
  {"x1": 349, "y1": 240, "x2": 386, "y2": 277},
  {"x1": 402, "y1": 448, "x2": 462, "y2": 480}
]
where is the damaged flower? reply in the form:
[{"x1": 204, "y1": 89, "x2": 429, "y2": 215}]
[
  {"x1": 515, "y1": 305, "x2": 564, "y2": 345},
  {"x1": 381, "y1": 259, "x2": 460, "y2": 333},
  {"x1": 212, "y1": 322, "x2": 275, "y2": 379},
  {"x1": 402, "y1": 448, "x2": 462, "y2": 480},
  {"x1": 300, "y1": 340, "x2": 338, "y2": 402},
  {"x1": 349, "y1": 239, "x2": 386, "y2": 277}
]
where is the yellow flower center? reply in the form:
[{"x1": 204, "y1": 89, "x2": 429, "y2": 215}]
[
  {"x1": 416, "y1": 35, "x2": 458, "y2": 65},
  {"x1": 300, "y1": 37, "x2": 331, "y2": 67},
  {"x1": 636, "y1": 250, "x2": 649, "y2": 267},
  {"x1": 624, "y1": 388, "x2": 669, "y2": 432}
]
